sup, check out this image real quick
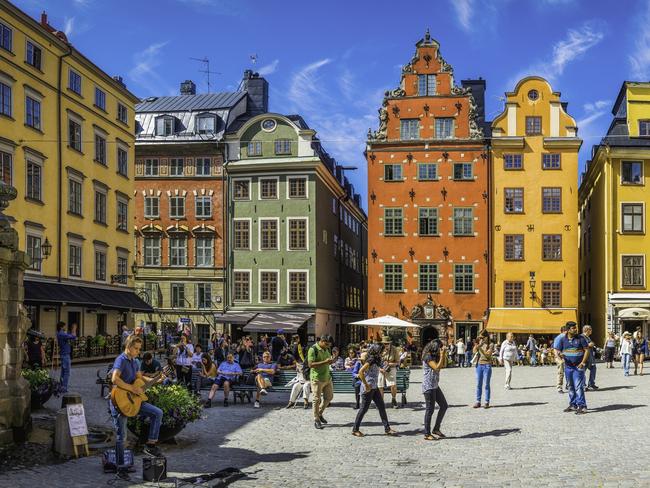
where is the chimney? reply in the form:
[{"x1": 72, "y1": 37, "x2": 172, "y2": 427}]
[
  {"x1": 113, "y1": 76, "x2": 126, "y2": 88},
  {"x1": 40, "y1": 11, "x2": 48, "y2": 27},
  {"x1": 180, "y1": 80, "x2": 196, "y2": 96},
  {"x1": 561, "y1": 101, "x2": 569, "y2": 113},
  {"x1": 242, "y1": 70, "x2": 269, "y2": 115}
]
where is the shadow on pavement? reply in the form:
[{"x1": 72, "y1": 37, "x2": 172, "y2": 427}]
[
  {"x1": 588, "y1": 404, "x2": 647, "y2": 413},
  {"x1": 491, "y1": 402, "x2": 548, "y2": 408},
  {"x1": 591, "y1": 385, "x2": 635, "y2": 392},
  {"x1": 452, "y1": 428, "x2": 521, "y2": 439},
  {"x1": 513, "y1": 385, "x2": 554, "y2": 390}
]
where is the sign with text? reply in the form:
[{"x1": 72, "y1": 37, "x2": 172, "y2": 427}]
[{"x1": 66, "y1": 404, "x2": 88, "y2": 437}]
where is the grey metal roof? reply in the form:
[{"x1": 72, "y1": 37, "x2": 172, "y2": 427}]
[{"x1": 136, "y1": 91, "x2": 246, "y2": 113}]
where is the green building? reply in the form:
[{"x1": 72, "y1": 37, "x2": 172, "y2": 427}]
[{"x1": 221, "y1": 113, "x2": 367, "y2": 345}]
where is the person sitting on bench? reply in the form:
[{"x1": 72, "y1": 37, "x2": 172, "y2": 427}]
[
  {"x1": 205, "y1": 353, "x2": 241, "y2": 408},
  {"x1": 253, "y1": 351, "x2": 277, "y2": 408}
]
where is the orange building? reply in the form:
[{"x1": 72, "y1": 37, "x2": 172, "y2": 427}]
[{"x1": 366, "y1": 31, "x2": 489, "y2": 344}]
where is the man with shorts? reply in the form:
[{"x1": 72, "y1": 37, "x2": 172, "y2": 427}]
[
  {"x1": 379, "y1": 336, "x2": 401, "y2": 408},
  {"x1": 206, "y1": 353, "x2": 242, "y2": 407},
  {"x1": 253, "y1": 351, "x2": 277, "y2": 408}
]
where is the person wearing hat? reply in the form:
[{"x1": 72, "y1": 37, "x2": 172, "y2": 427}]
[
  {"x1": 379, "y1": 335, "x2": 401, "y2": 409},
  {"x1": 555, "y1": 321, "x2": 590, "y2": 414},
  {"x1": 308, "y1": 335, "x2": 337, "y2": 429},
  {"x1": 620, "y1": 331, "x2": 633, "y2": 376}
]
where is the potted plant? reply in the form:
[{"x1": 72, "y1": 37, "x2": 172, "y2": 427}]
[
  {"x1": 145, "y1": 332, "x2": 158, "y2": 351},
  {"x1": 127, "y1": 384, "x2": 203, "y2": 443},
  {"x1": 21, "y1": 367, "x2": 61, "y2": 409}
]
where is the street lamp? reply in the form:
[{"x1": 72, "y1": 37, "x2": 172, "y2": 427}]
[{"x1": 41, "y1": 237, "x2": 52, "y2": 259}]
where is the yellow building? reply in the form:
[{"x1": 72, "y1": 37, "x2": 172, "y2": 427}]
[
  {"x1": 0, "y1": 4, "x2": 149, "y2": 338},
  {"x1": 579, "y1": 82, "x2": 650, "y2": 344},
  {"x1": 487, "y1": 77, "x2": 581, "y2": 339}
]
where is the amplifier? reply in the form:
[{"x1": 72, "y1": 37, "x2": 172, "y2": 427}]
[{"x1": 143, "y1": 455, "x2": 167, "y2": 482}]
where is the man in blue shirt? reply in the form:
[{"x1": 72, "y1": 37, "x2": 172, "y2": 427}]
[
  {"x1": 206, "y1": 353, "x2": 242, "y2": 408},
  {"x1": 56, "y1": 321, "x2": 77, "y2": 392},
  {"x1": 552, "y1": 325, "x2": 568, "y2": 393},
  {"x1": 110, "y1": 334, "x2": 164, "y2": 481},
  {"x1": 555, "y1": 321, "x2": 590, "y2": 414}
]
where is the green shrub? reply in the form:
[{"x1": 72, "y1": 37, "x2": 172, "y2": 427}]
[{"x1": 127, "y1": 384, "x2": 203, "y2": 436}]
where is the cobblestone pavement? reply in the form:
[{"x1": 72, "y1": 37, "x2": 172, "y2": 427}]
[{"x1": 2, "y1": 362, "x2": 650, "y2": 487}]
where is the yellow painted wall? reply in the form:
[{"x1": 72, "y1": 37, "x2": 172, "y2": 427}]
[
  {"x1": 0, "y1": 3, "x2": 138, "y2": 336},
  {"x1": 491, "y1": 77, "x2": 580, "y2": 332},
  {"x1": 626, "y1": 85, "x2": 650, "y2": 137}
]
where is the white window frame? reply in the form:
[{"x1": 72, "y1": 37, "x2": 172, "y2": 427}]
[
  {"x1": 144, "y1": 158, "x2": 159, "y2": 176},
  {"x1": 117, "y1": 102, "x2": 128, "y2": 124},
  {"x1": 258, "y1": 217, "x2": 280, "y2": 251},
  {"x1": 93, "y1": 185, "x2": 107, "y2": 224},
  {"x1": 287, "y1": 175, "x2": 308, "y2": 199},
  {"x1": 287, "y1": 269, "x2": 309, "y2": 304},
  {"x1": 168, "y1": 234, "x2": 188, "y2": 267},
  {"x1": 116, "y1": 196, "x2": 129, "y2": 232},
  {"x1": 25, "y1": 38, "x2": 43, "y2": 70},
  {"x1": 195, "y1": 195, "x2": 212, "y2": 219},
  {"x1": 195, "y1": 235, "x2": 214, "y2": 267},
  {"x1": 144, "y1": 196, "x2": 159, "y2": 218},
  {"x1": 169, "y1": 196, "x2": 185, "y2": 219},
  {"x1": 25, "y1": 230, "x2": 42, "y2": 274},
  {"x1": 258, "y1": 269, "x2": 280, "y2": 304},
  {"x1": 259, "y1": 176, "x2": 279, "y2": 200},
  {"x1": 68, "y1": 68, "x2": 82, "y2": 95},
  {"x1": 195, "y1": 157, "x2": 211, "y2": 177},
  {"x1": 232, "y1": 269, "x2": 252, "y2": 303},
  {"x1": 232, "y1": 218, "x2": 252, "y2": 250},
  {"x1": 68, "y1": 172, "x2": 83, "y2": 215},
  {"x1": 286, "y1": 217, "x2": 309, "y2": 251},
  {"x1": 169, "y1": 157, "x2": 184, "y2": 177},
  {"x1": 25, "y1": 154, "x2": 43, "y2": 202},
  {"x1": 196, "y1": 283, "x2": 212, "y2": 309},
  {"x1": 143, "y1": 234, "x2": 161, "y2": 266},
  {"x1": 94, "y1": 246, "x2": 107, "y2": 282},
  {"x1": 116, "y1": 142, "x2": 128, "y2": 177},
  {"x1": 94, "y1": 128, "x2": 107, "y2": 165},
  {"x1": 68, "y1": 238, "x2": 83, "y2": 279},
  {"x1": 68, "y1": 113, "x2": 83, "y2": 152},
  {"x1": 232, "y1": 177, "x2": 252, "y2": 201},
  {"x1": 620, "y1": 160, "x2": 644, "y2": 185}
]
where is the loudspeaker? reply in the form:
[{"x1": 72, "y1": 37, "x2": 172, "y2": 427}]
[
  {"x1": 102, "y1": 449, "x2": 134, "y2": 473},
  {"x1": 143, "y1": 456, "x2": 167, "y2": 482}
]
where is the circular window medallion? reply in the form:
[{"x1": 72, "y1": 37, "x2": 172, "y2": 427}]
[
  {"x1": 261, "y1": 119, "x2": 277, "y2": 132},
  {"x1": 528, "y1": 89, "x2": 539, "y2": 101}
]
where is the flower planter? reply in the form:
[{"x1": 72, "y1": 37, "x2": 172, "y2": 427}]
[
  {"x1": 30, "y1": 385, "x2": 53, "y2": 409},
  {"x1": 129, "y1": 422, "x2": 185, "y2": 443}
]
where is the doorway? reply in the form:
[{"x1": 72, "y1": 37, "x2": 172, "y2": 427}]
[
  {"x1": 67, "y1": 311, "x2": 81, "y2": 330},
  {"x1": 456, "y1": 322, "x2": 480, "y2": 343},
  {"x1": 421, "y1": 326, "x2": 439, "y2": 345},
  {"x1": 621, "y1": 319, "x2": 644, "y2": 335}
]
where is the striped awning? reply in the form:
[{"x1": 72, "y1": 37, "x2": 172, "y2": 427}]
[
  {"x1": 243, "y1": 312, "x2": 313, "y2": 333},
  {"x1": 486, "y1": 308, "x2": 577, "y2": 334},
  {"x1": 213, "y1": 312, "x2": 257, "y2": 325}
]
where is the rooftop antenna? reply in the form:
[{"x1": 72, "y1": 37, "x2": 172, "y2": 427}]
[
  {"x1": 189, "y1": 57, "x2": 221, "y2": 94},
  {"x1": 249, "y1": 54, "x2": 258, "y2": 65}
]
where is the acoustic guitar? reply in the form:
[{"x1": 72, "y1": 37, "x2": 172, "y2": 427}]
[{"x1": 110, "y1": 372, "x2": 163, "y2": 417}]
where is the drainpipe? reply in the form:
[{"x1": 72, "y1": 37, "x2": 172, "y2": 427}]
[
  {"x1": 222, "y1": 141, "x2": 230, "y2": 334},
  {"x1": 57, "y1": 44, "x2": 73, "y2": 282},
  {"x1": 486, "y1": 143, "x2": 492, "y2": 332}
]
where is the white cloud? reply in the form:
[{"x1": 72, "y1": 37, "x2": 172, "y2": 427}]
[
  {"x1": 72, "y1": 0, "x2": 92, "y2": 6},
  {"x1": 288, "y1": 58, "x2": 332, "y2": 114},
  {"x1": 128, "y1": 42, "x2": 172, "y2": 97},
  {"x1": 257, "y1": 59, "x2": 279, "y2": 76},
  {"x1": 630, "y1": 0, "x2": 650, "y2": 79},
  {"x1": 583, "y1": 99, "x2": 610, "y2": 114},
  {"x1": 63, "y1": 17, "x2": 75, "y2": 37},
  {"x1": 508, "y1": 21, "x2": 605, "y2": 87},
  {"x1": 451, "y1": 0, "x2": 474, "y2": 31}
]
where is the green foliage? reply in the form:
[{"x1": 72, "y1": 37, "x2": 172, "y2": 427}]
[
  {"x1": 21, "y1": 368, "x2": 56, "y2": 391},
  {"x1": 93, "y1": 335, "x2": 106, "y2": 348},
  {"x1": 146, "y1": 332, "x2": 157, "y2": 345},
  {"x1": 127, "y1": 384, "x2": 203, "y2": 436}
]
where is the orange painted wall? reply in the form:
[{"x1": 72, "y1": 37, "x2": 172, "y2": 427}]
[{"x1": 366, "y1": 36, "x2": 488, "y2": 333}]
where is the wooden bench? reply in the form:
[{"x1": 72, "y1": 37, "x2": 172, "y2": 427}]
[{"x1": 192, "y1": 368, "x2": 411, "y2": 406}]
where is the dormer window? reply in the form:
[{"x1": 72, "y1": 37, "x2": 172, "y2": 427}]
[
  {"x1": 156, "y1": 115, "x2": 175, "y2": 136},
  {"x1": 196, "y1": 114, "x2": 216, "y2": 134}
]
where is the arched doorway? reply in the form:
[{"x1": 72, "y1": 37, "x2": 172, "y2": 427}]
[{"x1": 421, "y1": 326, "x2": 439, "y2": 345}]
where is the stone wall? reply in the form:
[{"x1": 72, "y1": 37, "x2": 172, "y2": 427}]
[{"x1": 0, "y1": 183, "x2": 31, "y2": 445}]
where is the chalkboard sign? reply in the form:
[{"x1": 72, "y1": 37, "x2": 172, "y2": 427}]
[{"x1": 66, "y1": 404, "x2": 88, "y2": 437}]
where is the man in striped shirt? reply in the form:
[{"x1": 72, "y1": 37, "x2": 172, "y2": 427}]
[{"x1": 555, "y1": 321, "x2": 590, "y2": 415}]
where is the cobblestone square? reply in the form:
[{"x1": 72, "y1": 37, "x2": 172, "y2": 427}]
[{"x1": 1, "y1": 363, "x2": 648, "y2": 487}]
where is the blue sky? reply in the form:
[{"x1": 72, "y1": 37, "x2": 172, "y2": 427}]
[{"x1": 15, "y1": 0, "x2": 650, "y2": 210}]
